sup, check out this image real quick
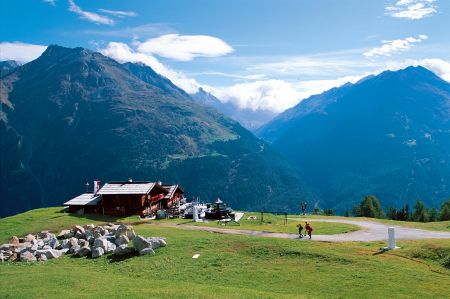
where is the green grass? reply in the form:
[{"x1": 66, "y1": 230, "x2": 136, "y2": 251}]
[
  {"x1": 1, "y1": 208, "x2": 450, "y2": 298},
  {"x1": 156, "y1": 212, "x2": 360, "y2": 235},
  {"x1": 288, "y1": 214, "x2": 450, "y2": 232}
]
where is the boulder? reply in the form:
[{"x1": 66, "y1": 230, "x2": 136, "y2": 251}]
[
  {"x1": 115, "y1": 235, "x2": 129, "y2": 246},
  {"x1": 93, "y1": 238, "x2": 108, "y2": 250},
  {"x1": 38, "y1": 254, "x2": 47, "y2": 261},
  {"x1": 74, "y1": 230, "x2": 85, "y2": 240},
  {"x1": 93, "y1": 232, "x2": 102, "y2": 239},
  {"x1": 115, "y1": 224, "x2": 136, "y2": 239},
  {"x1": 57, "y1": 229, "x2": 73, "y2": 239},
  {"x1": 60, "y1": 248, "x2": 70, "y2": 254},
  {"x1": 132, "y1": 236, "x2": 152, "y2": 253},
  {"x1": 76, "y1": 246, "x2": 91, "y2": 257},
  {"x1": 60, "y1": 239, "x2": 71, "y2": 249},
  {"x1": 0, "y1": 251, "x2": 5, "y2": 262},
  {"x1": 37, "y1": 249, "x2": 61, "y2": 259},
  {"x1": 69, "y1": 237, "x2": 78, "y2": 248},
  {"x1": 9, "y1": 252, "x2": 18, "y2": 261},
  {"x1": 105, "y1": 241, "x2": 116, "y2": 253},
  {"x1": 92, "y1": 247, "x2": 104, "y2": 259},
  {"x1": 20, "y1": 251, "x2": 37, "y2": 262},
  {"x1": 70, "y1": 245, "x2": 80, "y2": 254},
  {"x1": 146, "y1": 237, "x2": 166, "y2": 249},
  {"x1": 24, "y1": 234, "x2": 36, "y2": 243},
  {"x1": 114, "y1": 244, "x2": 134, "y2": 256},
  {"x1": 0, "y1": 244, "x2": 13, "y2": 251},
  {"x1": 38, "y1": 231, "x2": 53, "y2": 240},
  {"x1": 73, "y1": 225, "x2": 85, "y2": 235},
  {"x1": 84, "y1": 224, "x2": 95, "y2": 232},
  {"x1": 9, "y1": 236, "x2": 20, "y2": 246},
  {"x1": 48, "y1": 237, "x2": 60, "y2": 249},
  {"x1": 78, "y1": 239, "x2": 89, "y2": 248},
  {"x1": 42, "y1": 245, "x2": 52, "y2": 250},
  {"x1": 94, "y1": 226, "x2": 105, "y2": 236},
  {"x1": 139, "y1": 248, "x2": 155, "y2": 256},
  {"x1": 37, "y1": 240, "x2": 45, "y2": 248}
]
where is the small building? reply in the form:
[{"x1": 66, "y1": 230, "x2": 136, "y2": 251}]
[
  {"x1": 162, "y1": 184, "x2": 184, "y2": 209},
  {"x1": 63, "y1": 193, "x2": 101, "y2": 214},
  {"x1": 97, "y1": 181, "x2": 168, "y2": 216}
]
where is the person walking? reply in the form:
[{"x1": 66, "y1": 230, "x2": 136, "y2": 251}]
[
  {"x1": 305, "y1": 222, "x2": 313, "y2": 239},
  {"x1": 297, "y1": 223, "x2": 304, "y2": 238}
]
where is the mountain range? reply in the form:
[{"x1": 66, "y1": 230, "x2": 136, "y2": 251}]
[
  {"x1": 258, "y1": 66, "x2": 450, "y2": 212},
  {"x1": 0, "y1": 45, "x2": 314, "y2": 217}
]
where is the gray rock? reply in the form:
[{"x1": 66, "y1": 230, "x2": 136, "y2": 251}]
[
  {"x1": 0, "y1": 244, "x2": 13, "y2": 251},
  {"x1": 24, "y1": 234, "x2": 36, "y2": 243},
  {"x1": 94, "y1": 226, "x2": 105, "y2": 236},
  {"x1": 78, "y1": 239, "x2": 89, "y2": 248},
  {"x1": 93, "y1": 232, "x2": 102, "y2": 239},
  {"x1": 38, "y1": 254, "x2": 47, "y2": 261},
  {"x1": 84, "y1": 224, "x2": 95, "y2": 232},
  {"x1": 115, "y1": 224, "x2": 136, "y2": 239},
  {"x1": 85, "y1": 230, "x2": 94, "y2": 239},
  {"x1": 114, "y1": 244, "x2": 134, "y2": 255},
  {"x1": 37, "y1": 240, "x2": 44, "y2": 248},
  {"x1": 115, "y1": 235, "x2": 129, "y2": 246},
  {"x1": 60, "y1": 248, "x2": 70, "y2": 254},
  {"x1": 76, "y1": 246, "x2": 91, "y2": 257},
  {"x1": 48, "y1": 237, "x2": 59, "y2": 249},
  {"x1": 146, "y1": 238, "x2": 165, "y2": 249},
  {"x1": 69, "y1": 237, "x2": 78, "y2": 248},
  {"x1": 132, "y1": 236, "x2": 152, "y2": 253},
  {"x1": 139, "y1": 248, "x2": 155, "y2": 256},
  {"x1": 20, "y1": 251, "x2": 37, "y2": 262},
  {"x1": 74, "y1": 230, "x2": 85, "y2": 240},
  {"x1": 92, "y1": 247, "x2": 104, "y2": 259},
  {"x1": 105, "y1": 241, "x2": 116, "y2": 253},
  {"x1": 70, "y1": 245, "x2": 80, "y2": 254},
  {"x1": 73, "y1": 225, "x2": 85, "y2": 235},
  {"x1": 9, "y1": 236, "x2": 20, "y2": 246},
  {"x1": 60, "y1": 239, "x2": 71, "y2": 249},
  {"x1": 57, "y1": 230, "x2": 72, "y2": 239},
  {"x1": 42, "y1": 245, "x2": 52, "y2": 250},
  {"x1": 93, "y1": 238, "x2": 108, "y2": 250},
  {"x1": 37, "y1": 249, "x2": 61, "y2": 259}
]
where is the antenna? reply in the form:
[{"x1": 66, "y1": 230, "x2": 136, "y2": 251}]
[{"x1": 85, "y1": 181, "x2": 90, "y2": 193}]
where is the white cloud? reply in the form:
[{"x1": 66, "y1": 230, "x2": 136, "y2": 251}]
[
  {"x1": 99, "y1": 42, "x2": 200, "y2": 93},
  {"x1": 0, "y1": 42, "x2": 47, "y2": 63},
  {"x1": 363, "y1": 35, "x2": 427, "y2": 58},
  {"x1": 98, "y1": 9, "x2": 138, "y2": 18},
  {"x1": 386, "y1": 0, "x2": 437, "y2": 19},
  {"x1": 68, "y1": 0, "x2": 114, "y2": 25},
  {"x1": 208, "y1": 75, "x2": 366, "y2": 113},
  {"x1": 136, "y1": 34, "x2": 234, "y2": 61}
]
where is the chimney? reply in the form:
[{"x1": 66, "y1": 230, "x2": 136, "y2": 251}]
[
  {"x1": 158, "y1": 181, "x2": 162, "y2": 186},
  {"x1": 93, "y1": 181, "x2": 100, "y2": 194},
  {"x1": 128, "y1": 178, "x2": 133, "y2": 182}
]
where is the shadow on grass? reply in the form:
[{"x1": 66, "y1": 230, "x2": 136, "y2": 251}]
[{"x1": 107, "y1": 252, "x2": 139, "y2": 263}]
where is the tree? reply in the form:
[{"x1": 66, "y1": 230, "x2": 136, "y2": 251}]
[
  {"x1": 359, "y1": 195, "x2": 385, "y2": 219},
  {"x1": 387, "y1": 206, "x2": 398, "y2": 220},
  {"x1": 412, "y1": 200, "x2": 428, "y2": 222},
  {"x1": 344, "y1": 210, "x2": 350, "y2": 217},
  {"x1": 440, "y1": 199, "x2": 450, "y2": 221},
  {"x1": 323, "y1": 209, "x2": 334, "y2": 216},
  {"x1": 428, "y1": 207, "x2": 438, "y2": 222}
]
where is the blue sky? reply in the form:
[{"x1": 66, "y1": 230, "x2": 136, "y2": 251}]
[{"x1": 1, "y1": 0, "x2": 449, "y2": 113}]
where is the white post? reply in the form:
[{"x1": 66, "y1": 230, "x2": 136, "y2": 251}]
[
  {"x1": 388, "y1": 227, "x2": 397, "y2": 250},
  {"x1": 193, "y1": 205, "x2": 198, "y2": 222}
]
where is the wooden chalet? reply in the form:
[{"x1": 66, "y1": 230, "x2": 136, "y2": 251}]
[
  {"x1": 63, "y1": 193, "x2": 101, "y2": 214},
  {"x1": 96, "y1": 181, "x2": 168, "y2": 216},
  {"x1": 162, "y1": 184, "x2": 184, "y2": 209}
]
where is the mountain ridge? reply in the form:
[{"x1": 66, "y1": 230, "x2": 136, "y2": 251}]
[{"x1": 0, "y1": 44, "x2": 315, "y2": 217}]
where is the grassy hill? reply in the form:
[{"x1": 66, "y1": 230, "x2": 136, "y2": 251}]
[{"x1": 1, "y1": 208, "x2": 449, "y2": 298}]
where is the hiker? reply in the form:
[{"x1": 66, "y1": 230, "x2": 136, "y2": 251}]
[
  {"x1": 305, "y1": 222, "x2": 313, "y2": 239},
  {"x1": 297, "y1": 223, "x2": 304, "y2": 238}
]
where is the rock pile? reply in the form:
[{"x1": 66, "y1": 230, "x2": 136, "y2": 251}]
[{"x1": 0, "y1": 224, "x2": 166, "y2": 262}]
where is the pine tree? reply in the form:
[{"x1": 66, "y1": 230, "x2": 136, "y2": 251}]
[
  {"x1": 359, "y1": 195, "x2": 385, "y2": 219},
  {"x1": 439, "y1": 199, "x2": 450, "y2": 221},
  {"x1": 412, "y1": 200, "x2": 428, "y2": 222}
]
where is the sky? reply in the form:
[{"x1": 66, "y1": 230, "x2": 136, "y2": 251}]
[{"x1": 1, "y1": 0, "x2": 450, "y2": 114}]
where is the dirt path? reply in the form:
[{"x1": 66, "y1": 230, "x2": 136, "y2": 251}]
[{"x1": 152, "y1": 219, "x2": 450, "y2": 242}]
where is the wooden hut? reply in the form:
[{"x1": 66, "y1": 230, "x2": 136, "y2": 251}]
[
  {"x1": 162, "y1": 184, "x2": 184, "y2": 208},
  {"x1": 63, "y1": 193, "x2": 101, "y2": 214},
  {"x1": 97, "y1": 181, "x2": 167, "y2": 216}
]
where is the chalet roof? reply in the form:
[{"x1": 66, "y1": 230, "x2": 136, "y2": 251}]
[
  {"x1": 97, "y1": 182, "x2": 156, "y2": 195},
  {"x1": 162, "y1": 184, "x2": 183, "y2": 199},
  {"x1": 64, "y1": 193, "x2": 100, "y2": 206}
]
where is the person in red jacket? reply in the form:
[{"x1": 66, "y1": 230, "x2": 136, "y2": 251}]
[{"x1": 305, "y1": 222, "x2": 313, "y2": 239}]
